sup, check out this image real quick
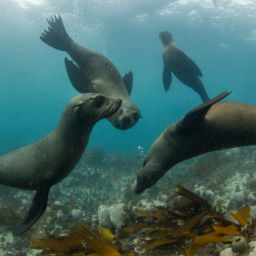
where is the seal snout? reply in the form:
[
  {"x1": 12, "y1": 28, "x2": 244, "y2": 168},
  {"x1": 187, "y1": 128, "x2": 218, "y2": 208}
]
[
  {"x1": 104, "y1": 98, "x2": 122, "y2": 118},
  {"x1": 159, "y1": 31, "x2": 172, "y2": 45}
]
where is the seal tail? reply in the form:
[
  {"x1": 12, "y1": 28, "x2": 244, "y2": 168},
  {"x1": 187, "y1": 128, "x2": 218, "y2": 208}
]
[{"x1": 40, "y1": 14, "x2": 72, "y2": 51}]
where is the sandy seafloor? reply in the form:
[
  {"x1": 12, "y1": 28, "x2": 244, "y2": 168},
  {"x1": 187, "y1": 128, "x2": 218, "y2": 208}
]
[{"x1": 1, "y1": 146, "x2": 256, "y2": 256}]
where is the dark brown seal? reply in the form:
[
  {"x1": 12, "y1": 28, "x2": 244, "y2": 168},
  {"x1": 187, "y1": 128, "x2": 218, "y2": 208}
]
[
  {"x1": 134, "y1": 91, "x2": 256, "y2": 194},
  {"x1": 40, "y1": 15, "x2": 141, "y2": 130},
  {"x1": 159, "y1": 31, "x2": 209, "y2": 102},
  {"x1": 0, "y1": 93, "x2": 121, "y2": 235}
]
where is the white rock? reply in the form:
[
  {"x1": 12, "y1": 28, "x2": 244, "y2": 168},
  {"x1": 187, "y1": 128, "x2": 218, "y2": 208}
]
[
  {"x1": 56, "y1": 210, "x2": 64, "y2": 219},
  {"x1": 232, "y1": 236, "x2": 248, "y2": 253},
  {"x1": 219, "y1": 248, "x2": 235, "y2": 256},
  {"x1": 98, "y1": 205, "x2": 111, "y2": 228},
  {"x1": 71, "y1": 209, "x2": 83, "y2": 219},
  {"x1": 54, "y1": 201, "x2": 63, "y2": 206},
  {"x1": 109, "y1": 203, "x2": 127, "y2": 230},
  {"x1": 249, "y1": 241, "x2": 256, "y2": 255}
]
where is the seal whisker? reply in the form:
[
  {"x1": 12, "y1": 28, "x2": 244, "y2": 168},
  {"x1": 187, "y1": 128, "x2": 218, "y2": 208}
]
[{"x1": 0, "y1": 93, "x2": 118, "y2": 235}]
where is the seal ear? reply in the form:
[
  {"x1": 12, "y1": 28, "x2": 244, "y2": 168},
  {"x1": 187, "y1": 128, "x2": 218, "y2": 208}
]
[
  {"x1": 122, "y1": 71, "x2": 133, "y2": 95},
  {"x1": 13, "y1": 183, "x2": 51, "y2": 236},
  {"x1": 177, "y1": 91, "x2": 231, "y2": 135}
]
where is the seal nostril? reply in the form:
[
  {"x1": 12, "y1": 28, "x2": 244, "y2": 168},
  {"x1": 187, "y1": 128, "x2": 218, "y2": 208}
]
[{"x1": 122, "y1": 116, "x2": 131, "y2": 125}]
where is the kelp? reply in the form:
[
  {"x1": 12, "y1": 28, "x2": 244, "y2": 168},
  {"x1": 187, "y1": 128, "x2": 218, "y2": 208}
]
[
  {"x1": 122, "y1": 185, "x2": 256, "y2": 255},
  {"x1": 29, "y1": 185, "x2": 256, "y2": 256},
  {"x1": 29, "y1": 226, "x2": 134, "y2": 256}
]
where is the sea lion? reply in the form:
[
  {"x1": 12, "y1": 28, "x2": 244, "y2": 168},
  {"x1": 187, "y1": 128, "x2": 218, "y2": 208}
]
[
  {"x1": 0, "y1": 93, "x2": 121, "y2": 235},
  {"x1": 159, "y1": 31, "x2": 210, "y2": 102},
  {"x1": 134, "y1": 91, "x2": 256, "y2": 194},
  {"x1": 40, "y1": 14, "x2": 141, "y2": 130}
]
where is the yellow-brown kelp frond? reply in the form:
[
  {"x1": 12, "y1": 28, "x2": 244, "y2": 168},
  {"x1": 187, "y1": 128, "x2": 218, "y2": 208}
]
[
  {"x1": 29, "y1": 226, "x2": 134, "y2": 256},
  {"x1": 29, "y1": 185, "x2": 256, "y2": 256},
  {"x1": 120, "y1": 185, "x2": 256, "y2": 255}
]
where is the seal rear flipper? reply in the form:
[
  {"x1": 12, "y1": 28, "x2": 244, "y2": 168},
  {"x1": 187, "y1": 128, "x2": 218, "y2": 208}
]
[
  {"x1": 177, "y1": 91, "x2": 231, "y2": 135},
  {"x1": 122, "y1": 71, "x2": 133, "y2": 95},
  {"x1": 65, "y1": 57, "x2": 92, "y2": 93},
  {"x1": 40, "y1": 14, "x2": 72, "y2": 51},
  {"x1": 191, "y1": 79, "x2": 210, "y2": 103},
  {"x1": 13, "y1": 183, "x2": 51, "y2": 236},
  {"x1": 162, "y1": 65, "x2": 172, "y2": 91}
]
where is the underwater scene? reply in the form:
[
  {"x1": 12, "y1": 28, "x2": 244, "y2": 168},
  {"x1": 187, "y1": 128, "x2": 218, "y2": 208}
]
[{"x1": 1, "y1": 0, "x2": 256, "y2": 255}]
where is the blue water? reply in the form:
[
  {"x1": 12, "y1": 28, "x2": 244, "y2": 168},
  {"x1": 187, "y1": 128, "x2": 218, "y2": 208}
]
[{"x1": 0, "y1": 0, "x2": 256, "y2": 155}]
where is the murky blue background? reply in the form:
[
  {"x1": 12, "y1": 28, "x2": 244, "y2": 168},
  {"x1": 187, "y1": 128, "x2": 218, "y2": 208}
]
[{"x1": 0, "y1": 0, "x2": 255, "y2": 155}]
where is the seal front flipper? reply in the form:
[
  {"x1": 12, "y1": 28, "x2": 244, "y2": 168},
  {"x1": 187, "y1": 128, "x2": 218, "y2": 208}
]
[
  {"x1": 122, "y1": 71, "x2": 133, "y2": 95},
  {"x1": 162, "y1": 65, "x2": 172, "y2": 91},
  {"x1": 177, "y1": 91, "x2": 231, "y2": 135},
  {"x1": 65, "y1": 57, "x2": 92, "y2": 93},
  {"x1": 13, "y1": 183, "x2": 51, "y2": 236}
]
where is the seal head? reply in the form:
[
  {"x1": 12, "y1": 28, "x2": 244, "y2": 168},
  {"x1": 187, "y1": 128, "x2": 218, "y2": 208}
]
[
  {"x1": 40, "y1": 15, "x2": 141, "y2": 130},
  {"x1": 134, "y1": 92, "x2": 234, "y2": 194},
  {"x1": 109, "y1": 100, "x2": 141, "y2": 130},
  {"x1": 0, "y1": 93, "x2": 121, "y2": 235},
  {"x1": 159, "y1": 31, "x2": 173, "y2": 45}
]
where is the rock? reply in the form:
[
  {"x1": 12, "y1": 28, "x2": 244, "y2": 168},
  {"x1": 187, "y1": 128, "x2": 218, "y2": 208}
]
[
  {"x1": 232, "y1": 236, "x2": 248, "y2": 253},
  {"x1": 219, "y1": 248, "x2": 235, "y2": 256},
  {"x1": 248, "y1": 241, "x2": 256, "y2": 255},
  {"x1": 109, "y1": 203, "x2": 128, "y2": 230},
  {"x1": 248, "y1": 193, "x2": 256, "y2": 204},
  {"x1": 71, "y1": 209, "x2": 83, "y2": 219},
  {"x1": 54, "y1": 201, "x2": 63, "y2": 206},
  {"x1": 250, "y1": 206, "x2": 256, "y2": 219},
  {"x1": 56, "y1": 210, "x2": 64, "y2": 219},
  {"x1": 98, "y1": 205, "x2": 112, "y2": 229},
  {"x1": 227, "y1": 191, "x2": 245, "y2": 210}
]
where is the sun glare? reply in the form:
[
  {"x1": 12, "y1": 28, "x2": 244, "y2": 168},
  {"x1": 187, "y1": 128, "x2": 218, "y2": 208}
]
[{"x1": 16, "y1": 0, "x2": 44, "y2": 8}]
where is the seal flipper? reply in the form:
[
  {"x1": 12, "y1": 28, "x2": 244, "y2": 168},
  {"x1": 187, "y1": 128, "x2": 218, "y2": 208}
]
[
  {"x1": 65, "y1": 57, "x2": 92, "y2": 93},
  {"x1": 177, "y1": 91, "x2": 231, "y2": 135},
  {"x1": 162, "y1": 65, "x2": 172, "y2": 91},
  {"x1": 122, "y1": 71, "x2": 133, "y2": 95},
  {"x1": 13, "y1": 183, "x2": 51, "y2": 236},
  {"x1": 40, "y1": 14, "x2": 72, "y2": 51}
]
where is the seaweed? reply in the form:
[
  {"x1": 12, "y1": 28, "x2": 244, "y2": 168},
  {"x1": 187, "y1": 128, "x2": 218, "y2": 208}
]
[
  {"x1": 29, "y1": 185, "x2": 256, "y2": 256},
  {"x1": 121, "y1": 185, "x2": 256, "y2": 255},
  {"x1": 29, "y1": 226, "x2": 134, "y2": 256}
]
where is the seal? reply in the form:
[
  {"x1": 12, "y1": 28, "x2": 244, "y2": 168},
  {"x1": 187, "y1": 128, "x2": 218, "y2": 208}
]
[
  {"x1": 40, "y1": 14, "x2": 141, "y2": 130},
  {"x1": 134, "y1": 91, "x2": 256, "y2": 194},
  {"x1": 0, "y1": 93, "x2": 122, "y2": 235},
  {"x1": 159, "y1": 31, "x2": 210, "y2": 102}
]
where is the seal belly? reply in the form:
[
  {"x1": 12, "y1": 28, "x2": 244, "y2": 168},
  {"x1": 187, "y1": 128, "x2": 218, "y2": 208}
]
[{"x1": 0, "y1": 145, "x2": 40, "y2": 190}]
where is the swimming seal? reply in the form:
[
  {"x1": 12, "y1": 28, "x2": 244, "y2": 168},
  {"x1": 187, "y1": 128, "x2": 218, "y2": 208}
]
[
  {"x1": 0, "y1": 93, "x2": 121, "y2": 235},
  {"x1": 159, "y1": 31, "x2": 209, "y2": 102},
  {"x1": 40, "y1": 15, "x2": 141, "y2": 130},
  {"x1": 134, "y1": 91, "x2": 256, "y2": 194}
]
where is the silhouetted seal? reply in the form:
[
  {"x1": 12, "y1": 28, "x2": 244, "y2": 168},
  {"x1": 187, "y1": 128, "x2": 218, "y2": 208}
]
[
  {"x1": 134, "y1": 91, "x2": 256, "y2": 194},
  {"x1": 159, "y1": 31, "x2": 209, "y2": 102},
  {"x1": 40, "y1": 14, "x2": 141, "y2": 130},
  {"x1": 0, "y1": 93, "x2": 121, "y2": 235}
]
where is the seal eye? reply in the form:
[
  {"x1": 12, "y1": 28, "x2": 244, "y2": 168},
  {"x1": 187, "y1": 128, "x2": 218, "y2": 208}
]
[
  {"x1": 73, "y1": 101, "x2": 83, "y2": 113},
  {"x1": 94, "y1": 95, "x2": 105, "y2": 107}
]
